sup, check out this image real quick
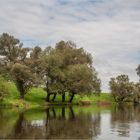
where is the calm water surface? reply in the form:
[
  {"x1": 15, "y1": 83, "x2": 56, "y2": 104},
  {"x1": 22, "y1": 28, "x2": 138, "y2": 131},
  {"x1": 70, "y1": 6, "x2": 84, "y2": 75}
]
[{"x1": 0, "y1": 105, "x2": 140, "y2": 140}]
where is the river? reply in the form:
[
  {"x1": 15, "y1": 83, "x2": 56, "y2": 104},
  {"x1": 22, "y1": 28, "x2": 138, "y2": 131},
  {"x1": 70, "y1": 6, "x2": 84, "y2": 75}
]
[{"x1": 0, "y1": 105, "x2": 140, "y2": 140}]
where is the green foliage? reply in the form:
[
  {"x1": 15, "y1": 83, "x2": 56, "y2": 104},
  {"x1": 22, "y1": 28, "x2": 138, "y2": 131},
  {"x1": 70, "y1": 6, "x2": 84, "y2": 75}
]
[
  {"x1": 66, "y1": 64, "x2": 94, "y2": 94},
  {"x1": 11, "y1": 63, "x2": 35, "y2": 99},
  {"x1": 1, "y1": 83, "x2": 47, "y2": 108},
  {"x1": 39, "y1": 41, "x2": 101, "y2": 102},
  {"x1": 0, "y1": 33, "x2": 35, "y2": 99},
  {"x1": 80, "y1": 93, "x2": 114, "y2": 104},
  {"x1": 132, "y1": 82, "x2": 140, "y2": 103},
  {"x1": 25, "y1": 87, "x2": 46, "y2": 105},
  {"x1": 109, "y1": 74, "x2": 133, "y2": 102},
  {"x1": 0, "y1": 33, "x2": 22, "y2": 61},
  {"x1": 0, "y1": 76, "x2": 9, "y2": 101}
]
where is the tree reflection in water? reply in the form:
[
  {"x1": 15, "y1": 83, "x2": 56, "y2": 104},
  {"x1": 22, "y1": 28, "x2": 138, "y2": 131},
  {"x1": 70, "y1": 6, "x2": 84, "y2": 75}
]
[
  {"x1": 111, "y1": 105, "x2": 140, "y2": 138},
  {"x1": 2, "y1": 106, "x2": 101, "y2": 139},
  {"x1": 45, "y1": 106, "x2": 101, "y2": 139},
  {"x1": 1, "y1": 105, "x2": 140, "y2": 139}
]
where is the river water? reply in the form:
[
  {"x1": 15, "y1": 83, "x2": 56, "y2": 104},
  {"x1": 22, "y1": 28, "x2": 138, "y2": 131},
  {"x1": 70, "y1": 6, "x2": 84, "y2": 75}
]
[{"x1": 0, "y1": 105, "x2": 140, "y2": 140}]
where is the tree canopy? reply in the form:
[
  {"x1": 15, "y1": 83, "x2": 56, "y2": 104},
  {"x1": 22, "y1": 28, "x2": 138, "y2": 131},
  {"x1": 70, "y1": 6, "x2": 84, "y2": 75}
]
[
  {"x1": 109, "y1": 74, "x2": 133, "y2": 102},
  {"x1": 39, "y1": 41, "x2": 101, "y2": 102},
  {"x1": 0, "y1": 33, "x2": 36, "y2": 99}
]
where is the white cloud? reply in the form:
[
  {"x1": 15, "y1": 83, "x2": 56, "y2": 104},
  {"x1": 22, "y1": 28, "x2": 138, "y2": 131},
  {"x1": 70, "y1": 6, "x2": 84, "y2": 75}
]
[{"x1": 0, "y1": 0, "x2": 140, "y2": 91}]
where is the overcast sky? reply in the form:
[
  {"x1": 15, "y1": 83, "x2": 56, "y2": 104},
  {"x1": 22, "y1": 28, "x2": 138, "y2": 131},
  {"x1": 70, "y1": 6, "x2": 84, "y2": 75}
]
[{"x1": 0, "y1": 0, "x2": 140, "y2": 91}]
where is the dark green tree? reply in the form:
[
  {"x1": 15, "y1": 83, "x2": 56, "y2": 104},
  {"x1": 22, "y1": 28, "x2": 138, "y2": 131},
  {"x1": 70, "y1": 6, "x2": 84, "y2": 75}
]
[
  {"x1": 109, "y1": 74, "x2": 133, "y2": 102},
  {"x1": 66, "y1": 64, "x2": 99, "y2": 102},
  {"x1": 40, "y1": 41, "x2": 101, "y2": 103},
  {"x1": 40, "y1": 47, "x2": 65, "y2": 102},
  {"x1": 0, "y1": 33, "x2": 36, "y2": 99},
  {"x1": 11, "y1": 63, "x2": 35, "y2": 99}
]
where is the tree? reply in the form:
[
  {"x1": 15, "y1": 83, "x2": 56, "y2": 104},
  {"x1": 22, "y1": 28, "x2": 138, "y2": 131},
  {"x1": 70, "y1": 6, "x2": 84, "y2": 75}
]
[
  {"x1": 66, "y1": 64, "x2": 99, "y2": 103},
  {"x1": 55, "y1": 41, "x2": 92, "y2": 67},
  {"x1": 109, "y1": 74, "x2": 133, "y2": 102},
  {"x1": 40, "y1": 41, "x2": 100, "y2": 102},
  {"x1": 30, "y1": 46, "x2": 43, "y2": 73},
  {"x1": 132, "y1": 82, "x2": 140, "y2": 103},
  {"x1": 55, "y1": 41, "x2": 98, "y2": 102},
  {"x1": 0, "y1": 33, "x2": 29, "y2": 63},
  {"x1": 40, "y1": 47, "x2": 65, "y2": 102},
  {"x1": 0, "y1": 33, "x2": 36, "y2": 99},
  {"x1": 11, "y1": 63, "x2": 35, "y2": 99},
  {"x1": 40, "y1": 41, "x2": 100, "y2": 103},
  {"x1": 133, "y1": 65, "x2": 140, "y2": 103},
  {"x1": 91, "y1": 68, "x2": 101, "y2": 95}
]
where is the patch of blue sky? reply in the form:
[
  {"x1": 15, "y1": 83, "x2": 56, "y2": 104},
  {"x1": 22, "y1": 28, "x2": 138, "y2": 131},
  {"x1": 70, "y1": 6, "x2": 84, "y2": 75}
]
[{"x1": 21, "y1": 38, "x2": 51, "y2": 47}]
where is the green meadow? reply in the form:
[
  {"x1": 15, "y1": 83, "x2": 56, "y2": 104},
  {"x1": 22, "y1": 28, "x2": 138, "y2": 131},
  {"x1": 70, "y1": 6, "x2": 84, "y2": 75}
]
[{"x1": 0, "y1": 82, "x2": 114, "y2": 109}]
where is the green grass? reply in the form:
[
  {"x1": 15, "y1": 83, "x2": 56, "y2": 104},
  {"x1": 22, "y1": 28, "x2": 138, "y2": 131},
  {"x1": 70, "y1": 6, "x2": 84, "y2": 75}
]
[
  {"x1": 81, "y1": 93, "x2": 114, "y2": 104},
  {"x1": 0, "y1": 82, "x2": 47, "y2": 108},
  {"x1": 0, "y1": 82, "x2": 115, "y2": 109}
]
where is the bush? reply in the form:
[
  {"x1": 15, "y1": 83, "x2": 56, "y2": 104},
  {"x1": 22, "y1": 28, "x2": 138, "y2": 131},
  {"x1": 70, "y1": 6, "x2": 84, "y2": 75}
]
[{"x1": 0, "y1": 76, "x2": 9, "y2": 101}]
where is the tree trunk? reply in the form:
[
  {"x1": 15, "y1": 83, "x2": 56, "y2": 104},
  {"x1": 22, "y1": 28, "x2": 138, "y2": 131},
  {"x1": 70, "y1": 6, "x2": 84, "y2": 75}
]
[
  {"x1": 16, "y1": 80, "x2": 25, "y2": 100},
  {"x1": 69, "y1": 93, "x2": 75, "y2": 103},
  {"x1": 62, "y1": 107, "x2": 65, "y2": 119},
  {"x1": 46, "y1": 93, "x2": 51, "y2": 102},
  {"x1": 46, "y1": 108, "x2": 50, "y2": 126},
  {"x1": 113, "y1": 95, "x2": 117, "y2": 102},
  {"x1": 51, "y1": 93, "x2": 56, "y2": 102},
  {"x1": 117, "y1": 97, "x2": 125, "y2": 103},
  {"x1": 15, "y1": 112, "x2": 24, "y2": 135},
  {"x1": 69, "y1": 106, "x2": 75, "y2": 119},
  {"x1": 20, "y1": 92, "x2": 25, "y2": 99},
  {"x1": 52, "y1": 108, "x2": 56, "y2": 118},
  {"x1": 62, "y1": 93, "x2": 65, "y2": 102}
]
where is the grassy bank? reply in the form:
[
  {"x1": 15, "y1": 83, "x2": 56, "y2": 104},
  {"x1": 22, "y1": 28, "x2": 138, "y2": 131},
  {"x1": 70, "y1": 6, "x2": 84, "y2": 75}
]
[{"x1": 0, "y1": 82, "x2": 114, "y2": 109}]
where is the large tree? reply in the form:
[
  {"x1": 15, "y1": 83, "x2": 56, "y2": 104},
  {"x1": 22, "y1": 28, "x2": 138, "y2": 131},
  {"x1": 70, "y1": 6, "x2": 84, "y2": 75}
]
[
  {"x1": 55, "y1": 41, "x2": 98, "y2": 102},
  {"x1": 41, "y1": 41, "x2": 100, "y2": 102},
  {"x1": 0, "y1": 33, "x2": 29, "y2": 63},
  {"x1": 11, "y1": 63, "x2": 35, "y2": 99},
  {"x1": 66, "y1": 64, "x2": 99, "y2": 102},
  {"x1": 39, "y1": 41, "x2": 100, "y2": 103},
  {"x1": 40, "y1": 47, "x2": 65, "y2": 102},
  {"x1": 109, "y1": 74, "x2": 133, "y2": 102},
  {"x1": 0, "y1": 33, "x2": 36, "y2": 99}
]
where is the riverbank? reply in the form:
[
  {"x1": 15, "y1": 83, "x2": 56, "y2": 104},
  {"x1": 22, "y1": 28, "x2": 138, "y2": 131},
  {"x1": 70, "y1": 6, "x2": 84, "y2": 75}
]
[{"x1": 0, "y1": 83, "x2": 115, "y2": 109}]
